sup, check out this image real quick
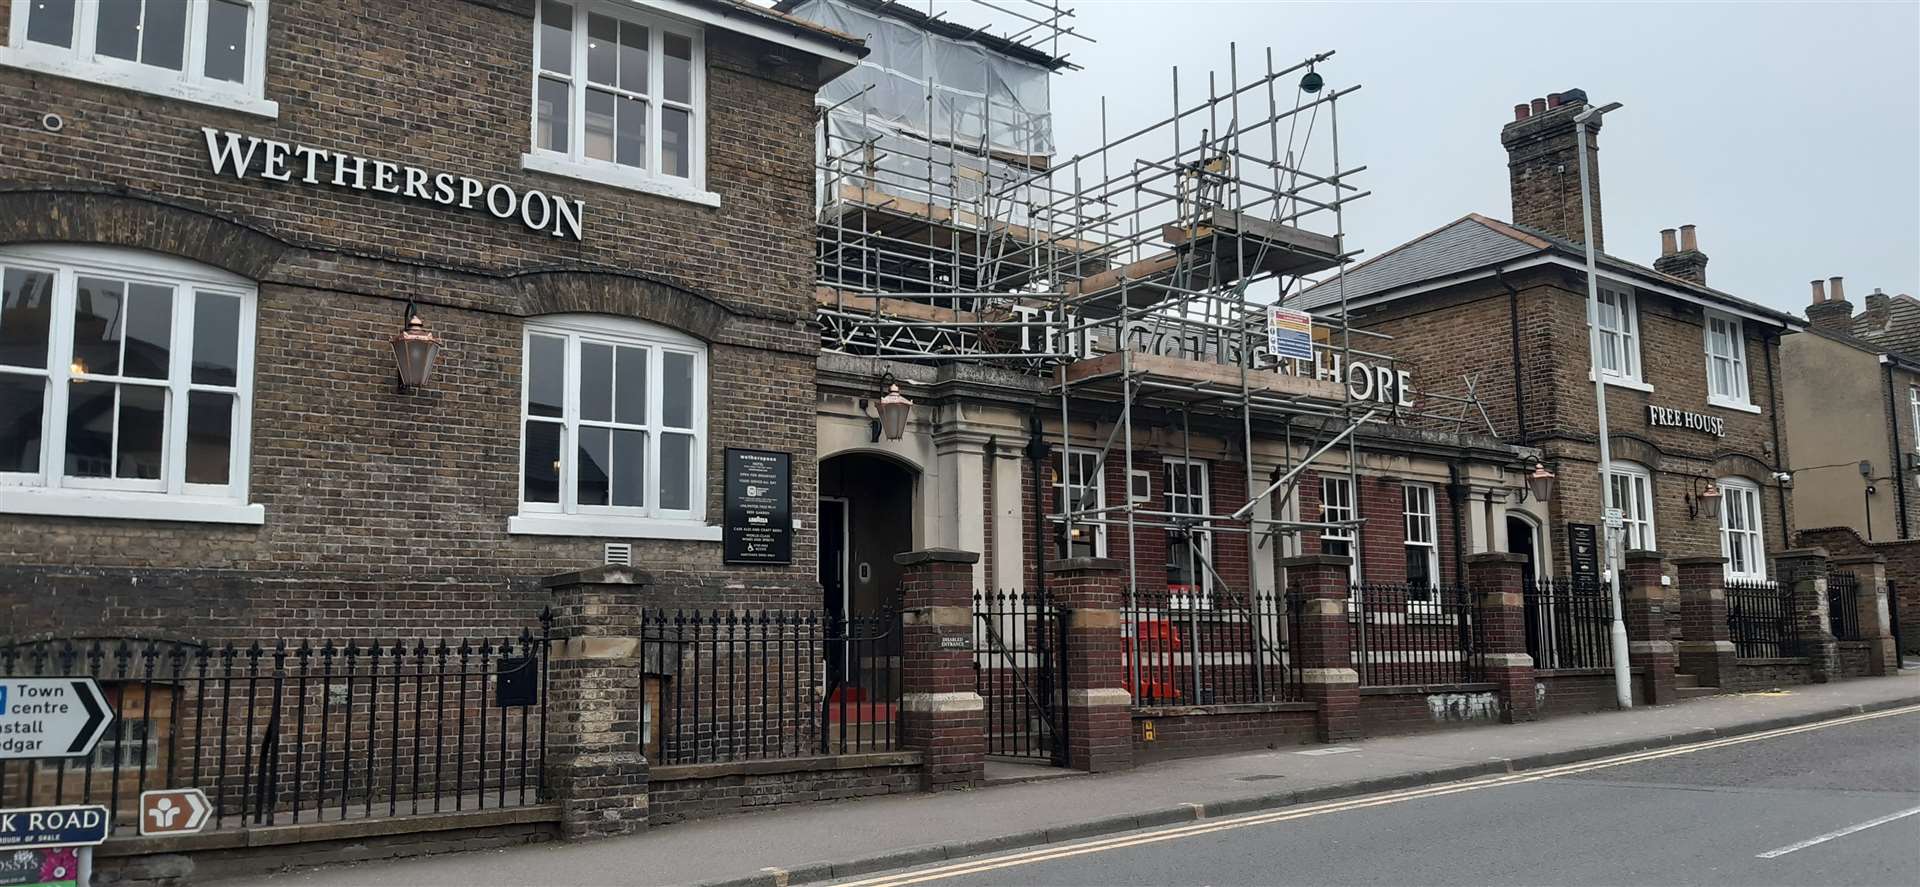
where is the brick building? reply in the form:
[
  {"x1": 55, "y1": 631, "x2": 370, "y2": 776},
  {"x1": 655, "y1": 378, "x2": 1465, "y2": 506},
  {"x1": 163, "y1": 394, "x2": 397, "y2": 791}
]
[
  {"x1": 0, "y1": 0, "x2": 865, "y2": 638},
  {"x1": 1294, "y1": 89, "x2": 1802, "y2": 588},
  {"x1": 1785, "y1": 278, "x2": 1920, "y2": 542}
]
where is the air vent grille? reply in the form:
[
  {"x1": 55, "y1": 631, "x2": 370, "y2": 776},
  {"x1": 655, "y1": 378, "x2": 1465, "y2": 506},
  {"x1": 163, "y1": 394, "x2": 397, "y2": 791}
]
[{"x1": 604, "y1": 542, "x2": 633, "y2": 566}]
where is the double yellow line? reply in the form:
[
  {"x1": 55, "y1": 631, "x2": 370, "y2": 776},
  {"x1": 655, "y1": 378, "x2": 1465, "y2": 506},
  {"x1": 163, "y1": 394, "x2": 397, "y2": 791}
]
[{"x1": 836, "y1": 704, "x2": 1920, "y2": 887}]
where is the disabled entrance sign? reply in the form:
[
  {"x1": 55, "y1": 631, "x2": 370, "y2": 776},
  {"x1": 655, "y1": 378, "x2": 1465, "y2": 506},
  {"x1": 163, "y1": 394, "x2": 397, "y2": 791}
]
[{"x1": 0, "y1": 677, "x2": 113, "y2": 761}]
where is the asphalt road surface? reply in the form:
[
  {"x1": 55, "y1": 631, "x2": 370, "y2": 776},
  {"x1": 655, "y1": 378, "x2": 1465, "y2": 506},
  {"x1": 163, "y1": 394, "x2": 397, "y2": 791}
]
[{"x1": 838, "y1": 707, "x2": 1920, "y2": 887}]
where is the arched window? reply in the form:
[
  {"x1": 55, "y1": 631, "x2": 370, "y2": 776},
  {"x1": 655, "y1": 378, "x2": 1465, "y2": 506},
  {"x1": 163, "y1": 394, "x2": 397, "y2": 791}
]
[
  {"x1": 1606, "y1": 461, "x2": 1656, "y2": 551},
  {"x1": 509, "y1": 314, "x2": 713, "y2": 539},
  {"x1": 1718, "y1": 477, "x2": 1766, "y2": 581},
  {"x1": 0, "y1": 244, "x2": 259, "y2": 524}
]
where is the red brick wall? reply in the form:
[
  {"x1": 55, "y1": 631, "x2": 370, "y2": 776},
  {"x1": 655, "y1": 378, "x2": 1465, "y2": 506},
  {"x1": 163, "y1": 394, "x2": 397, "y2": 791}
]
[{"x1": 1132, "y1": 708, "x2": 1317, "y2": 761}]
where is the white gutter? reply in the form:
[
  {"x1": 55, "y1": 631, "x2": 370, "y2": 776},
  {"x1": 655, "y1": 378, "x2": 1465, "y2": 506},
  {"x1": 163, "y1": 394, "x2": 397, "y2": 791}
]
[{"x1": 642, "y1": 0, "x2": 867, "y2": 69}]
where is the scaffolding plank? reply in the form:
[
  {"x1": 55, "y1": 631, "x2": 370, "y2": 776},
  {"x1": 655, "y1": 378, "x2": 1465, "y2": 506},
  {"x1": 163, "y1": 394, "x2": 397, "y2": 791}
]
[{"x1": 1057, "y1": 351, "x2": 1345, "y2": 403}]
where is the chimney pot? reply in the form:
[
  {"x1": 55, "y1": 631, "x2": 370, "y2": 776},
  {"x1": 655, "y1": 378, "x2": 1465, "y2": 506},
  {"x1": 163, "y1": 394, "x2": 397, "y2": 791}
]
[
  {"x1": 1530, "y1": 97, "x2": 1547, "y2": 116},
  {"x1": 1679, "y1": 224, "x2": 1698, "y2": 252},
  {"x1": 1514, "y1": 103, "x2": 1530, "y2": 121},
  {"x1": 1659, "y1": 228, "x2": 1678, "y2": 256},
  {"x1": 1810, "y1": 280, "x2": 1827, "y2": 304},
  {"x1": 1547, "y1": 93, "x2": 1563, "y2": 109},
  {"x1": 1829, "y1": 276, "x2": 1846, "y2": 303}
]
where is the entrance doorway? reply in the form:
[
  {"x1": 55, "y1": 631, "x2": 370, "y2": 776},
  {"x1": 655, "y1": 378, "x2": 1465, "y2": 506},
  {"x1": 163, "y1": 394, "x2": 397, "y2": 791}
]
[
  {"x1": 819, "y1": 452, "x2": 917, "y2": 691},
  {"x1": 1507, "y1": 514, "x2": 1542, "y2": 582}
]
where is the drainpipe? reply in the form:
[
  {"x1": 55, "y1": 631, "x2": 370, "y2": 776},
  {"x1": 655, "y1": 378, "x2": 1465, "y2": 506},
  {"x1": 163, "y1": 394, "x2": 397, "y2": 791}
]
[
  {"x1": 1025, "y1": 412, "x2": 1050, "y2": 598},
  {"x1": 1447, "y1": 462, "x2": 1467, "y2": 588},
  {"x1": 1883, "y1": 358, "x2": 1910, "y2": 540},
  {"x1": 1497, "y1": 268, "x2": 1528, "y2": 442},
  {"x1": 1764, "y1": 334, "x2": 1792, "y2": 548}
]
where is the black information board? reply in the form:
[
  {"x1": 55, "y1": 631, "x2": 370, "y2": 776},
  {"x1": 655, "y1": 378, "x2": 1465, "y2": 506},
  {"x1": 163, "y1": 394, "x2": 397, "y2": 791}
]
[
  {"x1": 1567, "y1": 522, "x2": 1599, "y2": 582},
  {"x1": 724, "y1": 449, "x2": 792, "y2": 565}
]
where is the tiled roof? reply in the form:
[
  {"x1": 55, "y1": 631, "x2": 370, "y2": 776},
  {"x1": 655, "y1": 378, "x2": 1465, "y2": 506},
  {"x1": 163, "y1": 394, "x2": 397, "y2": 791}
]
[{"x1": 1844, "y1": 293, "x2": 1920, "y2": 362}]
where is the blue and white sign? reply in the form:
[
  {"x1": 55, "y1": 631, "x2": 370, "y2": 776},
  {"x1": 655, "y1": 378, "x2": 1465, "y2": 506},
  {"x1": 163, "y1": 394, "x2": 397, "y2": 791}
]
[
  {"x1": 0, "y1": 806, "x2": 110, "y2": 850},
  {"x1": 0, "y1": 679, "x2": 112, "y2": 761},
  {"x1": 1266, "y1": 306, "x2": 1315, "y2": 361}
]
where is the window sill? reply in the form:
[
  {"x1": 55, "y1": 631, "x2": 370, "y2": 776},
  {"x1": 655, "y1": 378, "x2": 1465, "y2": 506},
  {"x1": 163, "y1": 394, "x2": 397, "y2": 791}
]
[
  {"x1": 508, "y1": 513, "x2": 723, "y2": 541},
  {"x1": 520, "y1": 153, "x2": 721, "y2": 208},
  {"x1": 1586, "y1": 371, "x2": 1654, "y2": 394},
  {"x1": 0, "y1": 48, "x2": 279, "y2": 118},
  {"x1": 0, "y1": 487, "x2": 264, "y2": 525},
  {"x1": 1709, "y1": 398, "x2": 1761, "y2": 415}
]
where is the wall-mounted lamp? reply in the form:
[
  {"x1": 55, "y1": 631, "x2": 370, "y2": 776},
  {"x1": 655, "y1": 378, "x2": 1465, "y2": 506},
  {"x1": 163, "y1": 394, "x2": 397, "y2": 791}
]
[
  {"x1": 861, "y1": 375, "x2": 914, "y2": 442},
  {"x1": 1513, "y1": 461, "x2": 1556, "y2": 503},
  {"x1": 1685, "y1": 477, "x2": 1721, "y2": 521},
  {"x1": 390, "y1": 300, "x2": 443, "y2": 391}
]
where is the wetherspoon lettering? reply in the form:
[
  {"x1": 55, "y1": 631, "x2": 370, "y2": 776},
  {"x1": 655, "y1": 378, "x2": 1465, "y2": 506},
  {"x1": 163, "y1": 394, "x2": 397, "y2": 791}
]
[
  {"x1": 1647, "y1": 404, "x2": 1726, "y2": 438},
  {"x1": 201, "y1": 128, "x2": 586, "y2": 241}
]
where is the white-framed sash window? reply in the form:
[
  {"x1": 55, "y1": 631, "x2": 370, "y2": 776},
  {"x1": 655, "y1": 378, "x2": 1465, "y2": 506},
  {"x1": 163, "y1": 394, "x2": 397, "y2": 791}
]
[
  {"x1": 525, "y1": 0, "x2": 716, "y2": 205},
  {"x1": 1909, "y1": 386, "x2": 1919, "y2": 454},
  {"x1": 1704, "y1": 310, "x2": 1750, "y2": 408},
  {"x1": 510, "y1": 314, "x2": 712, "y2": 540},
  {"x1": 0, "y1": 244, "x2": 259, "y2": 524},
  {"x1": 1051, "y1": 449, "x2": 1105, "y2": 559},
  {"x1": 3, "y1": 0, "x2": 277, "y2": 117},
  {"x1": 1595, "y1": 284, "x2": 1642, "y2": 383},
  {"x1": 1164, "y1": 457, "x2": 1210, "y2": 608},
  {"x1": 1606, "y1": 461, "x2": 1657, "y2": 553},
  {"x1": 1403, "y1": 483, "x2": 1440, "y2": 601},
  {"x1": 1718, "y1": 477, "x2": 1765, "y2": 581},
  {"x1": 1319, "y1": 473, "x2": 1361, "y2": 584}
]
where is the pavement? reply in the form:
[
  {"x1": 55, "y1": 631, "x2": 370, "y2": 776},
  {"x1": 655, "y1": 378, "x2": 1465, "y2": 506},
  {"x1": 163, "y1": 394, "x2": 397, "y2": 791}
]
[{"x1": 259, "y1": 672, "x2": 1920, "y2": 887}]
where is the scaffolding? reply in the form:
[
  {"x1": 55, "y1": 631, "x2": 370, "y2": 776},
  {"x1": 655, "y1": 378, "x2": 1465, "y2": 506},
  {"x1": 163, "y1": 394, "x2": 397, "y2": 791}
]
[{"x1": 787, "y1": 0, "x2": 1493, "y2": 607}]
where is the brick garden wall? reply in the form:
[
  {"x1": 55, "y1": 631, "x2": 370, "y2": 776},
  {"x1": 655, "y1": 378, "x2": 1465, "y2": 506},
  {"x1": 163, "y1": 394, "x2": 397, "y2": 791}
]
[
  {"x1": 1724, "y1": 658, "x2": 1813, "y2": 691},
  {"x1": 1532, "y1": 669, "x2": 1643, "y2": 719},
  {"x1": 0, "y1": 0, "x2": 837, "y2": 640},
  {"x1": 647, "y1": 757, "x2": 923, "y2": 826},
  {"x1": 1357, "y1": 685, "x2": 1501, "y2": 736},
  {"x1": 1131, "y1": 706, "x2": 1318, "y2": 761}
]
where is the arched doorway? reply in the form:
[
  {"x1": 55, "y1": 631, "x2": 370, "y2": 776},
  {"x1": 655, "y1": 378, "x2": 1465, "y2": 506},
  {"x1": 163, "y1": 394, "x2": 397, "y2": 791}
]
[{"x1": 819, "y1": 451, "x2": 919, "y2": 692}]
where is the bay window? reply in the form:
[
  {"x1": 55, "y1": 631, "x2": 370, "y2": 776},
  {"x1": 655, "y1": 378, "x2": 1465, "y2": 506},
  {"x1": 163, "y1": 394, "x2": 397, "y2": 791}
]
[
  {"x1": 525, "y1": 0, "x2": 714, "y2": 205},
  {"x1": 1718, "y1": 477, "x2": 1765, "y2": 581},
  {"x1": 3, "y1": 0, "x2": 276, "y2": 116},
  {"x1": 510, "y1": 315, "x2": 713, "y2": 539},
  {"x1": 0, "y1": 245, "x2": 258, "y2": 523}
]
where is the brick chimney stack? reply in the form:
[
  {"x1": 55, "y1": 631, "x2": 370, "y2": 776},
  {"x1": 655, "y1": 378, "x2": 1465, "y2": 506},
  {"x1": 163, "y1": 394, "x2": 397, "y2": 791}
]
[
  {"x1": 1502, "y1": 88, "x2": 1604, "y2": 250},
  {"x1": 1652, "y1": 223, "x2": 1709, "y2": 284},
  {"x1": 1865, "y1": 286, "x2": 1893, "y2": 331},
  {"x1": 1806, "y1": 276, "x2": 1855, "y2": 333}
]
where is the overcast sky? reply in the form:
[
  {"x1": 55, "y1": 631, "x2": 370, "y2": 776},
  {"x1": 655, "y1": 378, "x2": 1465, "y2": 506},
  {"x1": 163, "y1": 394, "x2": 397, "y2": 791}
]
[{"x1": 946, "y1": 0, "x2": 1919, "y2": 316}]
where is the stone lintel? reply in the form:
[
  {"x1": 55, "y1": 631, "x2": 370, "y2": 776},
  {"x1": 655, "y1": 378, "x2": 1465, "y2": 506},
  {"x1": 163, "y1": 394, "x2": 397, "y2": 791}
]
[
  {"x1": 896, "y1": 548, "x2": 980, "y2": 566},
  {"x1": 1304, "y1": 599, "x2": 1347, "y2": 616},
  {"x1": 1482, "y1": 653, "x2": 1535, "y2": 667},
  {"x1": 1299, "y1": 667, "x2": 1359, "y2": 685},
  {"x1": 901, "y1": 692, "x2": 986, "y2": 713},
  {"x1": 1480, "y1": 591, "x2": 1525, "y2": 608},
  {"x1": 904, "y1": 605, "x2": 973, "y2": 628},
  {"x1": 1071, "y1": 609, "x2": 1122, "y2": 629},
  {"x1": 542, "y1": 565, "x2": 654, "y2": 589}
]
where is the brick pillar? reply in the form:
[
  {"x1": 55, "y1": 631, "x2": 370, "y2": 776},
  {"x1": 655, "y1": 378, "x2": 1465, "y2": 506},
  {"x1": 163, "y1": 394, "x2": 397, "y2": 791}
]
[
  {"x1": 1833, "y1": 554, "x2": 1897, "y2": 676},
  {"x1": 1776, "y1": 548, "x2": 1839, "y2": 682},
  {"x1": 1044, "y1": 557, "x2": 1132, "y2": 773},
  {"x1": 1468, "y1": 553, "x2": 1534, "y2": 723},
  {"x1": 542, "y1": 566, "x2": 652, "y2": 839},
  {"x1": 896, "y1": 548, "x2": 986, "y2": 789},
  {"x1": 1621, "y1": 550, "x2": 1676, "y2": 705},
  {"x1": 1280, "y1": 554, "x2": 1358, "y2": 742},
  {"x1": 1674, "y1": 556, "x2": 1735, "y2": 689}
]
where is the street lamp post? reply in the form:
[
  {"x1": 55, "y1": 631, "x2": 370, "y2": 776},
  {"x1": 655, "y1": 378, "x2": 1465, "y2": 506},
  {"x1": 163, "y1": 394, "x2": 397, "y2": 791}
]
[{"x1": 1574, "y1": 99, "x2": 1634, "y2": 710}]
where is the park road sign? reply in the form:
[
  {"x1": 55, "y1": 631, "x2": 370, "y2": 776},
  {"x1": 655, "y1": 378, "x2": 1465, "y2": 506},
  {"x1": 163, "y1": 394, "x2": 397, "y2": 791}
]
[
  {"x1": 0, "y1": 677, "x2": 113, "y2": 761},
  {"x1": 0, "y1": 804, "x2": 110, "y2": 849},
  {"x1": 138, "y1": 789, "x2": 212, "y2": 837}
]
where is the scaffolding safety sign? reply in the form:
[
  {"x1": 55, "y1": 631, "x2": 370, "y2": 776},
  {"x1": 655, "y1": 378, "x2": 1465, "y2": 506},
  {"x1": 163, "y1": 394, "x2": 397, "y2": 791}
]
[{"x1": 1267, "y1": 307, "x2": 1315, "y2": 362}]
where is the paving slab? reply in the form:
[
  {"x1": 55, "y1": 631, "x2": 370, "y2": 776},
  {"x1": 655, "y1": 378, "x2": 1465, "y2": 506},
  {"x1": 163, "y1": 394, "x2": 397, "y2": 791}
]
[{"x1": 258, "y1": 672, "x2": 1920, "y2": 887}]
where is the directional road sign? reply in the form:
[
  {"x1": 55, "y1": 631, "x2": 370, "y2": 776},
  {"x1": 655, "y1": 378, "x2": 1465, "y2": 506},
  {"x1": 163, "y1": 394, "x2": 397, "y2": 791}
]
[
  {"x1": 0, "y1": 805, "x2": 110, "y2": 849},
  {"x1": 0, "y1": 677, "x2": 113, "y2": 761},
  {"x1": 138, "y1": 789, "x2": 212, "y2": 837}
]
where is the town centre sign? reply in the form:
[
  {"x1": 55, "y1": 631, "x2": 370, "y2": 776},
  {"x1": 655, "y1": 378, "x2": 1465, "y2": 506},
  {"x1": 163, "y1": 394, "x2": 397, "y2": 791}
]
[{"x1": 202, "y1": 128, "x2": 587, "y2": 241}]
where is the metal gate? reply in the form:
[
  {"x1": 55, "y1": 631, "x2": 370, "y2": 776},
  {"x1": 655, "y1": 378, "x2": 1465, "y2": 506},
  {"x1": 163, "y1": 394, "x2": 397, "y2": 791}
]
[{"x1": 972, "y1": 589, "x2": 1067, "y2": 764}]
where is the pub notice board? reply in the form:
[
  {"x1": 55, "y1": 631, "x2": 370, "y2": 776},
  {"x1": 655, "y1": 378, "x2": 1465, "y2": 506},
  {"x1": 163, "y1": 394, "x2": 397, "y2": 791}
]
[{"x1": 724, "y1": 448, "x2": 792, "y2": 565}]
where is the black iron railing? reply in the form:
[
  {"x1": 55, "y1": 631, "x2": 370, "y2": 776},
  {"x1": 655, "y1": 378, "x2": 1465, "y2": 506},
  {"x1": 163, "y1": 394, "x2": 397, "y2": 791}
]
[
  {"x1": 1727, "y1": 579, "x2": 1801, "y2": 658},
  {"x1": 643, "y1": 609, "x2": 899, "y2": 764},
  {"x1": 1523, "y1": 578, "x2": 1615, "y2": 670},
  {"x1": 1827, "y1": 572, "x2": 1863, "y2": 641},
  {"x1": 0, "y1": 617, "x2": 549, "y2": 835},
  {"x1": 972, "y1": 589, "x2": 1067, "y2": 763},
  {"x1": 1349, "y1": 583, "x2": 1480, "y2": 686},
  {"x1": 1121, "y1": 588, "x2": 1301, "y2": 706}
]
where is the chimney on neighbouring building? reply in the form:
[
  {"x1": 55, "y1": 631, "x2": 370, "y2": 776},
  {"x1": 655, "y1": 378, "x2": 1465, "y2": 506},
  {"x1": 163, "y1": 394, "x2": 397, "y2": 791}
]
[
  {"x1": 1501, "y1": 87, "x2": 1605, "y2": 250},
  {"x1": 1806, "y1": 276, "x2": 1855, "y2": 333},
  {"x1": 1652, "y1": 223, "x2": 1709, "y2": 284},
  {"x1": 1865, "y1": 286, "x2": 1893, "y2": 331}
]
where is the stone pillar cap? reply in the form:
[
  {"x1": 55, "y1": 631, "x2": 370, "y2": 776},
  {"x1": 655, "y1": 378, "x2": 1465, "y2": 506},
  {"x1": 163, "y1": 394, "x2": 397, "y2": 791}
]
[
  {"x1": 1670, "y1": 556, "x2": 1728, "y2": 567},
  {"x1": 1623, "y1": 549, "x2": 1666, "y2": 562},
  {"x1": 541, "y1": 565, "x2": 655, "y2": 589},
  {"x1": 1466, "y1": 552, "x2": 1528, "y2": 565},
  {"x1": 1044, "y1": 556, "x2": 1121, "y2": 573},
  {"x1": 1277, "y1": 553, "x2": 1354, "y2": 569},
  {"x1": 1774, "y1": 547, "x2": 1830, "y2": 561},
  {"x1": 896, "y1": 548, "x2": 980, "y2": 566}
]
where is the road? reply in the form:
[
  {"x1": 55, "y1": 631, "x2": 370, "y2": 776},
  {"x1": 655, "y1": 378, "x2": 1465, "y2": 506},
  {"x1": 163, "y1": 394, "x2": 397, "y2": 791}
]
[{"x1": 838, "y1": 709, "x2": 1920, "y2": 887}]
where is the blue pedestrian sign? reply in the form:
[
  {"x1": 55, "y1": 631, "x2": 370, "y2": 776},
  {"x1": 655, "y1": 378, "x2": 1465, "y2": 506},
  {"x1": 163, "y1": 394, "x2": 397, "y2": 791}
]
[{"x1": 0, "y1": 805, "x2": 111, "y2": 849}]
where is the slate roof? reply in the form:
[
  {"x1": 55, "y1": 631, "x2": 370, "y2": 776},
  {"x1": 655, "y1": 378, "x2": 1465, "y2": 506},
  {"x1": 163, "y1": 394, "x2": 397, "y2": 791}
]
[
  {"x1": 1844, "y1": 293, "x2": 1920, "y2": 361},
  {"x1": 1291, "y1": 212, "x2": 1801, "y2": 330}
]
